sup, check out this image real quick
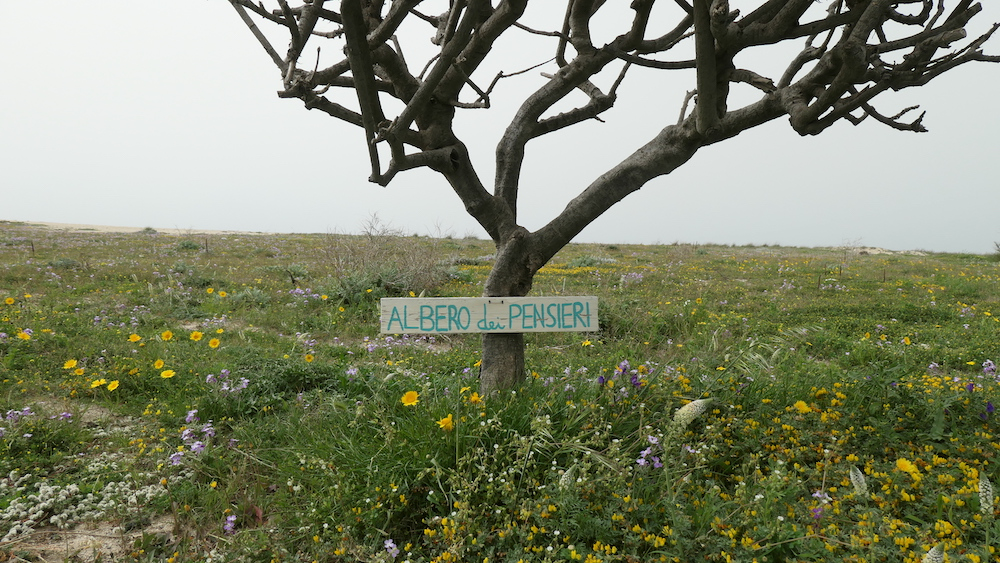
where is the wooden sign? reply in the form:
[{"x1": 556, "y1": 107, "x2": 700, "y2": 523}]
[{"x1": 380, "y1": 296, "x2": 598, "y2": 334}]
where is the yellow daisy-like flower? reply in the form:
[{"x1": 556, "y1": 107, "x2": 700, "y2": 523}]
[
  {"x1": 107, "y1": 380, "x2": 120, "y2": 391},
  {"x1": 190, "y1": 331, "x2": 204, "y2": 341},
  {"x1": 3, "y1": 297, "x2": 14, "y2": 305},
  {"x1": 161, "y1": 330, "x2": 174, "y2": 341},
  {"x1": 154, "y1": 359, "x2": 165, "y2": 369},
  {"x1": 793, "y1": 400, "x2": 811, "y2": 414},
  {"x1": 209, "y1": 338, "x2": 221, "y2": 349},
  {"x1": 16, "y1": 331, "x2": 31, "y2": 341},
  {"x1": 436, "y1": 414, "x2": 454, "y2": 432},
  {"x1": 160, "y1": 370, "x2": 176, "y2": 379},
  {"x1": 63, "y1": 359, "x2": 78, "y2": 369},
  {"x1": 304, "y1": 354, "x2": 315, "y2": 363},
  {"x1": 400, "y1": 391, "x2": 419, "y2": 407},
  {"x1": 467, "y1": 392, "x2": 484, "y2": 405},
  {"x1": 74, "y1": 368, "x2": 85, "y2": 376},
  {"x1": 218, "y1": 291, "x2": 228, "y2": 297},
  {"x1": 90, "y1": 378, "x2": 107, "y2": 389},
  {"x1": 206, "y1": 288, "x2": 214, "y2": 294},
  {"x1": 903, "y1": 336, "x2": 912, "y2": 345},
  {"x1": 128, "y1": 333, "x2": 142, "y2": 342}
]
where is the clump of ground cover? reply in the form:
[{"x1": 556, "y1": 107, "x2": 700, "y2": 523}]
[{"x1": 1, "y1": 222, "x2": 999, "y2": 561}]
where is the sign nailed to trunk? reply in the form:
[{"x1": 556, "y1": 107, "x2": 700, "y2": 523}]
[{"x1": 380, "y1": 297, "x2": 598, "y2": 334}]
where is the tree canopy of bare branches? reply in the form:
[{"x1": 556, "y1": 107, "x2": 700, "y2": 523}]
[{"x1": 227, "y1": 0, "x2": 998, "y2": 392}]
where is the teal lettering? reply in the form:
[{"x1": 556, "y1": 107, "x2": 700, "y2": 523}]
[
  {"x1": 435, "y1": 305, "x2": 449, "y2": 332},
  {"x1": 509, "y1": 304, "x2": 522, "y2": 328},
  {"x1": 546, "y1": 303, "x2": 559, "y2": 328},
  {"x1": 420, "y1": 305, "x2": 435, "y2": 331},
  {"x1": 387, "y1": 307, "x2": 403, "y2": 332},
  {"x1": 403, "y1": 305, "x2": 420, "y2": 330},
  {"x1": 561, "y1": 303, "x2": 573, "y2": 328},
  {"x1": 573, "y1": 301, "x2": 585, "y2": 328},
  {"x1": 449, "y1": 305, "x2": 471, "y2": 331}
]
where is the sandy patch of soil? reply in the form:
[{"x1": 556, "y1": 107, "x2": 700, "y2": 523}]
[{"x1": 6, "y1": 514, "x2": 176, "y2": 562}]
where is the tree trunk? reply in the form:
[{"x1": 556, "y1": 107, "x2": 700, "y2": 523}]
[
  {"x1": 479, "y1": 228, "x2": 536, "y2": 395},
  {"x1": 480, "y1": 332, "x2": 525, "y2": 395}
]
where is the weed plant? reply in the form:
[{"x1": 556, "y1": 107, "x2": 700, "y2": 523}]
[{"x1": 1, "y1": 222, "x2": 999, "y2": 562}]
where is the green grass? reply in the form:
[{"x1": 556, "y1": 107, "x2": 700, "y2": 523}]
[{"x1": 2, "y1": 223, "x2": 1000, "y2": 562}]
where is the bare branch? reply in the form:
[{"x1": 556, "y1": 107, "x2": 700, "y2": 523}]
[
  {"x1": 693, "y1": 0, "x2": 720, "y2": 135},
  {"x1": 228, "y1": 0, "x2": 286, "y2": 72},
  {"x1": 342, "y1": 0, "x2": 387, "y2": 180}
]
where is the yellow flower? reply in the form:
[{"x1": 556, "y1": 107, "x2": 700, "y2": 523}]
[
  {"x1": 63, "y1": 359, "x2": 78, "y2": 369},
  {"x1": 161, "y1": 330, "x2": 174, "y2": 341},
  {"x1": 190, "y1": 331, "x2": 203, "y2": 341},
  {"x1": 218, "y1": 291, "x2": 227, "y2": 297},
  {"x1": 903, "y1": 336, "x2": 912, "y2": 345},
  {"x1": 16, "y1": 331, "x2": 30, "y2": 341},
  {"x1": 339, "y1": 306, "x2": 346, "y2": 312},
  {"x1": 400, "y1": 391, "x2": 419, "y2": 407},
  {"x1": 209, "y1": 338, "x2": 221, "y2": 349},
  {"x1": 793, "y1": 400, "x2": 811, "y2": 414},
  {"x1": 74, "y1": 368, "x2": 85, "y2": 376},
  {"x1": 468, "y1": 392, "x2": 483, "y2": 405},
  {"x1": 581, "y1": 339, "x2": 593, "y2": 347},
  {"x1": 436, "y1": 414, "x2": 454, "y2": 432},
  {"x1": 90, "y1": 378, "x2": 107, "y2": 388},
  {"x1": 160, "y1": 370, "x2": 176, "y2": 379},
  {"x1": 206, "y1": 288, "x2": 214, "y2": 294},
  {"x1": 107, "y1": 380, "x2": 120, "y2": 391},
  {"x1": 3, "y1": 297, "x2": 14, "y2": 305},
  {"x1": 128, "y1": 333, "x2": 142, "y2": 342},
  {"x1": 305, "y1": 354, "x2": 315, "y2": 363},
  {"x1": 154, "y1": 359, "x2": 165, "y2": 369}
]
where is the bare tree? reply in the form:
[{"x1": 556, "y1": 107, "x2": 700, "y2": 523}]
[{"x1": 227, "y1": 0, "x2": 997, "y2": 393}]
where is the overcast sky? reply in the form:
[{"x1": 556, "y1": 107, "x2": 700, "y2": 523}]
[{"x1": 2, "y1": 1, "x2": 999, "y2": 253}]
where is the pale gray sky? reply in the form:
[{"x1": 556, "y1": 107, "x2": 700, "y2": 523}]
[{"x1": 2, "y1": 1, "x2": 999, "y2": 253}]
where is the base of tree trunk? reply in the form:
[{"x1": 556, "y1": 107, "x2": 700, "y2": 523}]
[{"x1": 479, "y1": 332, "x2": 525, "y2": 395}]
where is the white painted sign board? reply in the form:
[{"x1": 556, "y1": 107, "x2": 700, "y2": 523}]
[{"x1": 380, "y1": 296, "x2": 598, "y2": 334}]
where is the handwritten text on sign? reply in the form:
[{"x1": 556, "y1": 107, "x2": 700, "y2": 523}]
[{"x1": 380, "y1": 296, "x2": 598, "y2": 334}]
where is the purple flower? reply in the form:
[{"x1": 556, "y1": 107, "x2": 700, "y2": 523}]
[
  {"x1": 651, "y1": 456, "x2": 663, "y2": 469},
  {"x1": 168, "y1": 451, "x2": 184, "y2": 465},
  {"x1": 647, "y1": 435, "x2": 659, "y2": 445},
  {"x1": 185, "y1": 409, "x2": 199, "y2": 424},
  {"x1": 967, "y1": 382, "x2": 976, "y2": 392},
  {"x1": 206, "y1": 373, "x2": 217, "y2": 384},
  {"x1": 202, "y1": 422, "x2": 216, "y2": 438},
  {"x1": 984, "y1": 360, "x2": 996, "y2": 376},
  {"x1": 988, "y1": 402, "x2": 996, "y2": 414},
  {"x1": 384, "y1": 539, "x2": 399, "y2": 558},
  {"x1": 191, "y1": 441, "x2": 206, "y2": 454},
  {"x1": 223, "y1": 514, "x2": 237, "y2": 535},
  {"x1": 636, "y1": 457, "x2": 648, "y2": 466},
  {"x1": 811, "y1": 506, "x2": 824, "y2": 519}
]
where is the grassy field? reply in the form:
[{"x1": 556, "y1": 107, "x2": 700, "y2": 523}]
[{"x1": 1, "y1": 221, "x2": 999, "y2": 562}]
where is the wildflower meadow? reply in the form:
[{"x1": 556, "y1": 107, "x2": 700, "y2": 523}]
[{"x1": 1, "y1": 221, "x2": 999, "y2": 562}]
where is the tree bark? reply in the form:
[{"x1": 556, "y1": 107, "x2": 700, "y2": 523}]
[{"x1": 479, "y1": 227, "x2": 537, "y2": 394}]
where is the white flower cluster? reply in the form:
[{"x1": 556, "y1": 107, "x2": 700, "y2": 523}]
[
  {"x1": 0, "y1": 466, "x2": 170, "y2": 542},
  {"x1": 849, "y1": 466, "x2": 867, "y2": 497},
  {"x1": 672, "y1": 398, "x2": 712, "y2": 429},
  {"x1": 980, "y1": 474, "x2": 994, "y2": 516},
  {"x1": 921, "y1": 543, "x2": 943, "y2": 563}
]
